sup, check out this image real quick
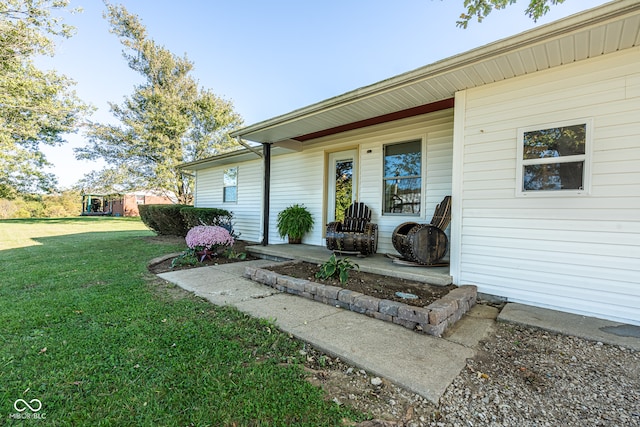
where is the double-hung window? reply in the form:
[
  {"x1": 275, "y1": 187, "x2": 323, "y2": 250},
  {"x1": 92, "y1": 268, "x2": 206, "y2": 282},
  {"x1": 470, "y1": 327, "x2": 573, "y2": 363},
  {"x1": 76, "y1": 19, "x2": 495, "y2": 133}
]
[
  {"x1": 223, "y1": 167, "x2": 238, "y2": 203},
  {"x1": 383, "y1": 140, "x2": 422, "y2": 214},
  {"x1": 517, "y1": 119, "x2": 591, "y2": 196}
]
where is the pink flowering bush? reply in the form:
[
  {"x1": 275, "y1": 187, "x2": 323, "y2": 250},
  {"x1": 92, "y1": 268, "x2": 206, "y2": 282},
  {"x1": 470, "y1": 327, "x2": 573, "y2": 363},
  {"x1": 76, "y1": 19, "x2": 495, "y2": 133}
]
[{"x1": 185, "y1": 225, "x2": 235, "y2": 252}]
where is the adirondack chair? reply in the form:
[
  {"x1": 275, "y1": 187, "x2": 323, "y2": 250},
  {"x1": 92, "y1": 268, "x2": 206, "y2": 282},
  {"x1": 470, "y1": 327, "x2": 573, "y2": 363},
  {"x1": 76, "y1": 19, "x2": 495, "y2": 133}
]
[
  {"x1": 325, "y1": 202, "x2": 378, "y2": 256},
  {"x1": 391, "y1": 196, "x2": 451, "y2": 265}
]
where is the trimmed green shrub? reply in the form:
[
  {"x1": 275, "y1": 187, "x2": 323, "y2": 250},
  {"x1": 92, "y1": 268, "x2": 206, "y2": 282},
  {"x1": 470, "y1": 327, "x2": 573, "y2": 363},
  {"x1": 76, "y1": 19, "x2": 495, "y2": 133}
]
[
  {"x1": 139, "y1": 205, "x2": 236, "y2": 237},
  {"x1": 139, "y1": 204, "x2": 190, "y2": 236},
  {"x1": 138, "y1": 204, "x2": 160, "y2": 233},
  {"x1": 180, "y1": 207, "x2": 234, "y2": 232}
]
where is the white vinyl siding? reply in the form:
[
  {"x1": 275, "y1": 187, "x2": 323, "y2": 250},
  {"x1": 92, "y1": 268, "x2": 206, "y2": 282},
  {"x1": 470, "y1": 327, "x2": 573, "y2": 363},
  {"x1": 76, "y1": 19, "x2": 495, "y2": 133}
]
[
  {"x1": 266, "y1": 109, "x2": 454, "y2": 252},
  {"x1": 456, "y1": 46, "x2": 640, "y2": 325},
  {"x1": 270, "y1": 150, "x2": 325, "y2": 245},
  {"x1": 192, "y1": 107, "x2": 455, "y2": 249},
  {"x1": 194, "y1": 159, "x2": 263, "y2": 243}
]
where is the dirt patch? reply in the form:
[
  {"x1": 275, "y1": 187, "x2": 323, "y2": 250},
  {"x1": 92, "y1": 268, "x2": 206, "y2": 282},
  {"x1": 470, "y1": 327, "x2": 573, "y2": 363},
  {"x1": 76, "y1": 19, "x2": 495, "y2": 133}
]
[
  {"x1": 148, "y1": 239, "x2": 258, "y2": 274},
  {"x1": 143, "y1": 235, "x2": 186, "y2": 245},
  {"x1": 301, "y1": 345, "x2": 437, "y2": 424},
  {"x1": 266, "y1": 261, "x2": 455, "y2": 308},
  {"x1": 145, "y1": 275, "x2": 192, "y2": 301}
]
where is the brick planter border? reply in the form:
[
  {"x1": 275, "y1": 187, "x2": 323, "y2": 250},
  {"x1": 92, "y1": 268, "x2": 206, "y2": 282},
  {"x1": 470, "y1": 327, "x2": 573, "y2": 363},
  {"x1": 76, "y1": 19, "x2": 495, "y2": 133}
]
[{"x1": 244, "y1": 261, "x2": 476, "y2": 337}]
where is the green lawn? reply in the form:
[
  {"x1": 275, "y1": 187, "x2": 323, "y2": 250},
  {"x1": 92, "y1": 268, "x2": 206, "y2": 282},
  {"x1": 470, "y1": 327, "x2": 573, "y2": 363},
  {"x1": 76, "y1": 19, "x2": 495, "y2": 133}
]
[{"x1": 0, "y1": 217, "x2": 363, "y2": 426}]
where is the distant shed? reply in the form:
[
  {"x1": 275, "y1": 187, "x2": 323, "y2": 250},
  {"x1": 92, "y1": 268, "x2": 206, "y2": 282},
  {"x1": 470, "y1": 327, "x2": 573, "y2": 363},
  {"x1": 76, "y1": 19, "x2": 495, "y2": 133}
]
[{"x1": 81, "y1": 192, "x2": 174, "y2": 217}]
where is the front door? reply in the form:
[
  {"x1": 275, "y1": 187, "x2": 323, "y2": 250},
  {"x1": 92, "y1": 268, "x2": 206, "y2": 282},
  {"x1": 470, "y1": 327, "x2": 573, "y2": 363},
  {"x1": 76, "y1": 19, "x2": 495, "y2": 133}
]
[{"x1": 327, "y1": 150, "x2": 357, "y2": 223}]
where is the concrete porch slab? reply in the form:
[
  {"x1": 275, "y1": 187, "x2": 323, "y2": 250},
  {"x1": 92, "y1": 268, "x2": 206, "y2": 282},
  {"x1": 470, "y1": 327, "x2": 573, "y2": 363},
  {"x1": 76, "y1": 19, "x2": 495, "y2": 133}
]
[{"x1": 247, "y1": 243, "x2": 453, "y2": 286}]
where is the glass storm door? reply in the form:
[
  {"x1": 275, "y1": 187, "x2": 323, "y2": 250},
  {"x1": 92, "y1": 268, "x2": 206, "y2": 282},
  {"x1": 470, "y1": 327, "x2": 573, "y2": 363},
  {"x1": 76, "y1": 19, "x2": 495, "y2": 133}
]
[{"x1": 327, "y1": 150, "x2": 357, "y2": 223}]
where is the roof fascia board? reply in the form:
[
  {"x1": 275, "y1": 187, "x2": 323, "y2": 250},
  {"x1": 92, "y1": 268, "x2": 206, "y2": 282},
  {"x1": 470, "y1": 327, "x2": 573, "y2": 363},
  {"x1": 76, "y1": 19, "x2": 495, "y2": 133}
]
[
  {"x1": 179, "y1": 148, "x2": 254, "y2": 170},
  {"x1": 180, "y1": 145, "x2": 298, "y2": 170},
  {"x1": 293, "y1": 98, "x2": 454, "y2": 142}
]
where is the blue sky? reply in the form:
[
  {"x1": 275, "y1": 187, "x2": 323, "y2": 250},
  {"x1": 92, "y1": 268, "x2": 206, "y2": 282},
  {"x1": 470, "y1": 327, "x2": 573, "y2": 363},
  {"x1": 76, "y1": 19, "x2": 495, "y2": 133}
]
[{"x1": 39, "y1": 0, "x2": 611, "y2": 188}]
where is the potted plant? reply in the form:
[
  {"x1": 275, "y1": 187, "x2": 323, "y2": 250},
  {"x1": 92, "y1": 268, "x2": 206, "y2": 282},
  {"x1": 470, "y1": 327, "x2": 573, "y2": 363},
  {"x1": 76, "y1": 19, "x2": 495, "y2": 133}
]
[{"x1": 276, "y1": 204, "x2": 314, "y2": 244}]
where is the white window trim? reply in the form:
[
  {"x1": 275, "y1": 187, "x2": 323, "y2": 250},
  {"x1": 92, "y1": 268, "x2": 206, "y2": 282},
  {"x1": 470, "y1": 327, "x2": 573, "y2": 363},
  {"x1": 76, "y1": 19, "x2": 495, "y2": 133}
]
[
  {"x1": 516, "y1": 118, "x2": 593, "y2": 197},
  {"x1": 382, "y1": 137, "x2": 426, "y2": 217},
  {"x1": 223, "y1": 167, "x2": 238, "y2": 203}
]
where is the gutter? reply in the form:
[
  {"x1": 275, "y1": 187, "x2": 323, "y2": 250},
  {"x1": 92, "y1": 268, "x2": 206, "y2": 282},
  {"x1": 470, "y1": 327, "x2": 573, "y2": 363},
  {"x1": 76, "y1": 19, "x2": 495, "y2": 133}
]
[
  {"x1": 235, "y1": 137, "x2": 263, "y2": 158},
  {"x1": 262, "y1": 143, "x2": 271, "y2": 246},
  {"x1": 178, "y1": 140, "x2": 262, "y2": 171}
]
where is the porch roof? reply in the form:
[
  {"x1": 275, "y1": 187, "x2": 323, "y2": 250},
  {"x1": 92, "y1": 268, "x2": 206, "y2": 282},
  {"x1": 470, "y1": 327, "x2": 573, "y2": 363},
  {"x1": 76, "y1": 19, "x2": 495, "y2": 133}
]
[{"x1": 231, "y1": 0, "x2": 640, "y2": 144}]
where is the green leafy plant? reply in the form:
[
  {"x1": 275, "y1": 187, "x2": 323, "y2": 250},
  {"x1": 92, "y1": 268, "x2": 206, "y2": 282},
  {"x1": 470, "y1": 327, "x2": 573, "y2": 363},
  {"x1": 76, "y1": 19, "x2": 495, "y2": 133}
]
[
  {"x1": 171, "y1": 248, "x2": 199, "y2": 268},
  {"x1": 276, "y1": 204, "x2": 314, "y2": 243},
  {"x1": 223, "y1": 248, "x2": 247, "y2": 260},
  {"x1": 315, "y1": 254, "x2": 359, "y2": 285}
]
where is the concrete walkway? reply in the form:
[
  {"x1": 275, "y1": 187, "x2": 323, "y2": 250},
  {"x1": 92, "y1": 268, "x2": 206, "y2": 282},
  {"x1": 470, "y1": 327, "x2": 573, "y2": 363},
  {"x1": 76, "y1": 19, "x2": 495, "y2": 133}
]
[
  {"x1": 498, "y1": 302, "x2": 640, "y2": 351},
  {"x1": 158, "y1": 260, "x2": 494, "y2": 404},
  {"x1": 157, "y1": 259, "x2": 640, "y2": 404}
]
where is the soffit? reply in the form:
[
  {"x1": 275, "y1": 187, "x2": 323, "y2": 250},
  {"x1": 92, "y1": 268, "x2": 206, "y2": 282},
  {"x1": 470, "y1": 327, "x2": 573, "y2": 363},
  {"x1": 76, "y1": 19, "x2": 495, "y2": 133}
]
[
  {"x1": 179, "y1": 149, "x2": 259, "y2": 170},
  {"x1": 231, "y1": 0, "x2": 640, "y2": 144},
  {"x1": 179, "y1": 145, "x2": 298, "y2": 170}
]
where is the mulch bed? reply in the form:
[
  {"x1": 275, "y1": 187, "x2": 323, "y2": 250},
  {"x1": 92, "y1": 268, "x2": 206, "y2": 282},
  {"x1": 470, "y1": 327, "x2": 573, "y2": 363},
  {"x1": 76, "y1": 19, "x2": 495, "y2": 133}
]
[
  {"x1": 147, "y1": 240, "x2": 258, "y2": 274},
  {"x1": 265, "y1": 261, "x2": 455, "y2": 308}
]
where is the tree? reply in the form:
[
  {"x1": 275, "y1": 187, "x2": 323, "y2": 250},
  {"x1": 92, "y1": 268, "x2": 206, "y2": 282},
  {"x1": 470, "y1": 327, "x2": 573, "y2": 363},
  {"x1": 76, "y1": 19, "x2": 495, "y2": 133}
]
[
  {"x1": 74, "y1": 166, "x2": 147, "y2": 195},
  {"x1": 0, "y1": 190, "x2": 80, "y2": 218},
  {"x1": 76, "y1": 3, "x2": 243, "y2": 204},
  {"x1": 457, "y1": 0, "x2": 566, "y2": 28},
  {"x1": 0, "y1": 0, "x2": 89, "y2": 198}
]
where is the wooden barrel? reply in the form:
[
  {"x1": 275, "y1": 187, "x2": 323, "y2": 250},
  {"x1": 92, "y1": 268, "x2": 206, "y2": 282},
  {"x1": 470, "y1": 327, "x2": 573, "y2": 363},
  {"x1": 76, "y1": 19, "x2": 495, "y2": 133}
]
[
  {"x1": 326, "y1": 223, "x2": 378, "y2": 255},
  {"x1": 392, "y1": 222, "x2": 419, "y2": 255},
  {"x1": 392, "y1": 223, "x2": 448, "y2": 265}
]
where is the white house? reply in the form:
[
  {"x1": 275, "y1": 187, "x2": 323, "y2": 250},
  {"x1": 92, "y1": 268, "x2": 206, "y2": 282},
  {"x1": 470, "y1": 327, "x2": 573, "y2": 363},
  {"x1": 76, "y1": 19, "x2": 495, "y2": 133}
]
[{"x1": 181, "y1": 0, "x2": 640, "y2": 326}]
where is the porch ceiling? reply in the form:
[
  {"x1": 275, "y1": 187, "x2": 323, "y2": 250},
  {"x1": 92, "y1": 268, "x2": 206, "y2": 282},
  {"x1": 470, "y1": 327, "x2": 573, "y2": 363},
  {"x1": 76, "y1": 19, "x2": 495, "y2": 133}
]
[{"x1": 231, "y1": 0, "x2": 640, "y2": 144}]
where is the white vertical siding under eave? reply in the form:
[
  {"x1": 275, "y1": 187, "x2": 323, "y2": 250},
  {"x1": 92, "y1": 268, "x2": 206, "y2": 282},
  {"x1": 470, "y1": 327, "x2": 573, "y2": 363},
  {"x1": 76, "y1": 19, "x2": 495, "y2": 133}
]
[
  {"x1": 459, "y1": 47, "x2": 640, "y2": 325},
  {"x1": 194, "y1": 159, "x2": 263, "y2": 243},
  {"x1": 286, "y1": 109, "x2": 455, "y2": 254},
  {"x1": 269, "y1": 149, "x2": 325, "y2": 245}
]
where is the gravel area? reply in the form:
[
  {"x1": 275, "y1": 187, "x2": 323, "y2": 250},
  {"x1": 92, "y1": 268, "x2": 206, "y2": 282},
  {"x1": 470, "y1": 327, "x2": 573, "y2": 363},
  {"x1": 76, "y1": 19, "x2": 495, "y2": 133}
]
[
  {"x1": 433, "y1": 322, "x2": 640, "y2": 427},
  {"x1": 303, "y1": 312, "x2": 640, "y2": 426}
]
